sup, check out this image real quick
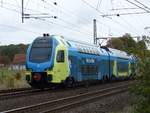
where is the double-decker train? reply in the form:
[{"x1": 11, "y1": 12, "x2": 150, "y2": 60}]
[{"x1": 25, "y1": 34, "x2": 136, "y2": 88}]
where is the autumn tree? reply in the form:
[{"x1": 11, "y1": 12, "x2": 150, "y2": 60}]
[
  {"x1": 0, "y1": 56, "x2": 11, "y2": 66},
  {"x1": 106, "y1": 38, "x2": 124, "y2": 50},
  {"x1": 0, "y1": 44, "x2": 28, "y2": 62}
]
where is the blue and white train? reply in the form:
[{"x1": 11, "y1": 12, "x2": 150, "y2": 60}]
[{"x1": 25, "y1": 34, "x2": 136, "y2": 88}]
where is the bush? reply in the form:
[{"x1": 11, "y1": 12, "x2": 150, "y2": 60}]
[
  {"x1": 132, "y1": 60, "x2": 150, "y2": 113},
  {"x1": 0, "y1": 68, "x2": 30, "y2": 90}
]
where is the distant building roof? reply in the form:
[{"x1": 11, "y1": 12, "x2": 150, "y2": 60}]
[{"x1": 13, "y1": 54, "x2": 26, "y2": 65}]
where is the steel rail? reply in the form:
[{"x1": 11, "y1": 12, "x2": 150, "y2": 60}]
[
  {"x1": 2, "y1": 82, "x2": 133, "y2": 113},
  {"x1": 0, "y1": 88, "x2": 41, "y2": 100},
  {"x1": 0, "y1": 88, "x2": 31, "y2": 94}
]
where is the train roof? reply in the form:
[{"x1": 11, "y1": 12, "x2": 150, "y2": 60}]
[
  {"x1": 66, "y1": 39, "x2": 101, "y2": 55},
  {"x1": 67, "y1": 39, "x2": 131, "y2": 59},
  {"x1": 52, "y1": 35, "x2": 132, "y2": 59},
  {"x1": 108, "y1": 48, "x2": 131, "y2": 59}
]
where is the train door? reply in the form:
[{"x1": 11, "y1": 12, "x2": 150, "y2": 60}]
[
  {"x1": 52, "y1": 48, "x2": 69, "y2": 83},
  {"x1": 99, "y1": 59, "x2": 110, "y2": 81},
  {"x1": 68, "y1": 56, "x2": 78, "y2": 81}
]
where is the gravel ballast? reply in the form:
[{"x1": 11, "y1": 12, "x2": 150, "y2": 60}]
[
  {"x1": 0, "y1": 81, "x2": 133, "y2": 112},
  {"x1": 61, "y1": 91, "x2": 133, "y2": 113}
]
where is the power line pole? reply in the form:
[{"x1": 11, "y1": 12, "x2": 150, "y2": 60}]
[
  {"x1": 22, "y1": 0, "x2": 24, "y2": 23},
  {"x1": 93, "y1": 19, "x2": 97, "y2": 44}
]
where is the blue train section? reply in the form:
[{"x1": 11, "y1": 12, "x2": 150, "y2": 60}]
[{"x1": 25, "y1": 34, "x2": 136, "y2": 88}]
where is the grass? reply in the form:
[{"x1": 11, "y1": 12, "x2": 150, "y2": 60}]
[{"x1": 0, "y1": 68, "x2": 30, "y2": 90}]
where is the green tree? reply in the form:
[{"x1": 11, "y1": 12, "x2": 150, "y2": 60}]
[
  {"x1": 106, "y1": 38, "x2": 124, "y2": 50},
  {"x1": 106, "y1": 33, "x2": 150, "y2": 113},
  {"x1": 130, "y1": 37, "x2": 150, "y2": 113},
  {"x1": 0, "y1": 44, "x2": 28, "y2": 62},
  {"x1": 0, "y1": 56, "x2": 11, "y2": 66},
  {"x1": 120, "y1": 33, "x2": 137, "y2": 54},
  {"x1": 133, "y1": 55, "x2": 150, "y2": 113}
]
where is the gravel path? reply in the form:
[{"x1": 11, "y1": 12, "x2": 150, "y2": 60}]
[{"x1": 0, "y1": 81, "x2": 133, "y2": 112}]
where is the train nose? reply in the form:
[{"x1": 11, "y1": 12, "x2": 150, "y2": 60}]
[{"x1": 33, "y1": 73, "x2": 41, "y2": 81}]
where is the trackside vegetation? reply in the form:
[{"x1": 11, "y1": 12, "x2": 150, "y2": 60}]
[
  {"x1": 107, "y1": 33, "x2": 150, "y2": 113},
  {"x1": 131, "y1": 50, "x2": 150, "y2": 113},
  {"x1": 0, "y1": 44, "x2": 29, "y2": 89},
  {"x1": 0, "y1": 68, "x2": 29, "y2": 89}
]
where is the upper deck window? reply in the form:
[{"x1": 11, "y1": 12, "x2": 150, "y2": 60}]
[
  {"x1": 76, "y1": 44, "x2": 100, "y2": 55},
  {"x1": 66, "y1": 41, "x2": 71, "y2": 47}
]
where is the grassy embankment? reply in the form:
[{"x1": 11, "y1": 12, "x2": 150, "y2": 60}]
[{"x1": 0, "y1": 68, "x2": 30, "y2": 90}]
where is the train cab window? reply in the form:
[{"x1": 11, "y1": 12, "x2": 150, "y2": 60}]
[{"x1": 57, "y1": 50, "x2": 65, "y2": 62}]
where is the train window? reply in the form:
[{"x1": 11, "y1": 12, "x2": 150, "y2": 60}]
[
  {"x1": 30, "y1": 38, "x2": 52, "y2": 63},
  {"x1": 60, "y1": 39, "x2": 66, "y2": 45},
  {"x1": 57, "y1": 50, "x2": 64, "y2": 62},
  {"x1": 81, "y1": 65, "x2": 98, "y2": 74},
  {"x1": 30, "y1": 47, "x2": 52, "y2": 63},
  {"x1": 117, "y1": 62, "x2": 128, "y2": 72},
  {"x1": 87, "y1": 48, "x2": 90, "y2": 53},
  {"x1": 66, "y1": 41, "x2": 71, "y2": 47}
]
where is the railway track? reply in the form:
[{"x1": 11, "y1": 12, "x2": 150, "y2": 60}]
[
  {"x1": 0, "y1": 80, "x2": 132, "y2": 100},
  {"x1": 2, "y1": 81, "x2": 133, "y2": 113},
  {"x1": 0, "y1": 88, "x2": 42, "y2": 100},
  {"x1": 0, "y1": 87, "x2": 31, "y2": 94}
]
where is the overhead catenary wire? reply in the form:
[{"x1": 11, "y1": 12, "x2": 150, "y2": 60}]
[
  {"x1": 0, "y1": 0, "x2": 93, "y2": 37},
  {"x1": 101, "y1": 11, "x2": 150, "y2": 17},
  {"x1": 105, "y1": 0, "x2": 147, "y2": 35},
  {"x1": 96, "y1": 0, "x2": 102, "y2": 10},
  {"x1": 81, "y1": 0, "x2": 112, "y2": 19},
  {"x1": 110, "y1": 0, "x2": 147, "y2": 35},
  {"x1": 111, "y1": 7, "x2": 139, "y2": 10},
  {"x1": 40, "y1": 0, "x2": 94, "y2": 31},
  {"x1": 37, "y1": 18, "x2": 93, "y2": 37},
  {"x1": 0, "y1": 1, "x2": 52, "y2": 15},
  {"x1": 15, "y1": 0, "x2": 20, "y2": 8},
  {"x1": 41, "y1": 0, "x2": 128, "y2": 38},
  {"x1": 125, "y1": 0, "x2": 150, "y2": 13},
  {"x1": 1, "y1": 0, "x2": 149, "y2": 42},
  {"x1": 119, "y1": 16, "x2": 140, "y2": 35},
  {"x1": 40, "y1": 0, "x2": 127, "y2": 35},
  {"x1": 119, "y1": 0, "x2": 149, "y2": 35},
  {"x1": 134, "y1": 0, "x2": 150, "y2": 11},
  {"x1": 80, "y1": 0, "x2": 140, "y2": 35},
  {"x1": 57, "y1": 18, "x2": 92, "y2": 35},
  {"x1": 39, "y1": 0, "x2": 95, "y2": 35},
  {"x1": 25, "y1": 0, "x2": 31, "y2": 9}
]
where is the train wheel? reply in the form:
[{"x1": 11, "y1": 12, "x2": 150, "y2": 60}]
[
  {"x1": 102, "y1": 76, "x2": 107, "y2": 83},
  {"x1": 65, "y1": 77, "x2": 74, "y2": 88}
]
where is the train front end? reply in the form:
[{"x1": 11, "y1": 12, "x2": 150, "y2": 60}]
[
  {"x1": 26, "y1": 34, "x2": 69, "y2": 88},
  {"x1": 25, "y1": 34, "x2": 55, "y2": 88}
]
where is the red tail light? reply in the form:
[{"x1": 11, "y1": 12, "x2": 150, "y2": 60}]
[{"x1": 33, "y1": 73, "x2": 41, "y2": 81}]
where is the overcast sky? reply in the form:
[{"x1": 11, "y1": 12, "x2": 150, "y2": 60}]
[{"x1": 0, "y1": 0, "x2": 150, "y2": 45}]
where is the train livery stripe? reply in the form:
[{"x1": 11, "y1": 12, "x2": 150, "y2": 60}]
[
  {"x1": 49, "y1": 36, "x2": 69, "y2": 83},
  {"x1": 128, "y1": 62, "x2": 132, "y2": 76},
  {"x1": 113, "y1": 60, "x2": 117, "y2": 77},
  {"x1": 118, "y1": 72, "x2": 128, "y2": 76}
]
